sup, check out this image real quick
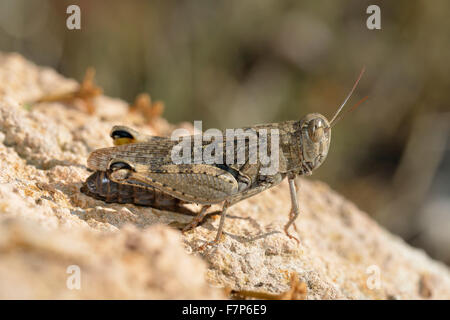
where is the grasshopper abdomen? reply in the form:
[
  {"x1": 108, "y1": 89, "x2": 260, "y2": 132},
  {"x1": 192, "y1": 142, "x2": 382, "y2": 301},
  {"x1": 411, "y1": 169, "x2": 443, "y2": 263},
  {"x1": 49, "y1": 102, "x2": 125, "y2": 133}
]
[{"x1": 81, "y1": 171, "x2": 193, "y2": 214}]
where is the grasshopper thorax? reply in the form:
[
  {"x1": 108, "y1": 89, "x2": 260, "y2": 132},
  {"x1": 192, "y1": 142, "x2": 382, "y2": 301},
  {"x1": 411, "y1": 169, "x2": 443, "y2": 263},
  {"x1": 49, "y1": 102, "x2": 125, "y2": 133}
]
[{"x1": 296, "y1": 113, "x2": 331, "y2": 175}]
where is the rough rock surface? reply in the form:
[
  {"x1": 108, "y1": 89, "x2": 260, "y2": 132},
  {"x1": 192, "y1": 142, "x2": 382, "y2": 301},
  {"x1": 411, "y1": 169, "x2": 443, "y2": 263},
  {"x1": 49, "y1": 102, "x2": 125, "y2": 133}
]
[{"x1": 0, "y1": 52, "x2": 449, "y2": 299}]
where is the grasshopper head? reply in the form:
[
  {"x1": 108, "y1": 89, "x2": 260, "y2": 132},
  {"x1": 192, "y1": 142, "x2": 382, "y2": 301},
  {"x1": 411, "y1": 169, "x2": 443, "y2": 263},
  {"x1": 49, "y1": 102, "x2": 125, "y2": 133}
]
[
  {"x1": 298, "y1": 113, "x2": 331, "y2": 174},
  {"x1": 295, "y1": 67, "x2": 367, "y2": 175}
]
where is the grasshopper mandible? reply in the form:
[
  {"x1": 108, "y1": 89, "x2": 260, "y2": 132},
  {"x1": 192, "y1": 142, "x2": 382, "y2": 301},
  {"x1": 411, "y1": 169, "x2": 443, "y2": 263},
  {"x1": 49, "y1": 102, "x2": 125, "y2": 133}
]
[{"x1": 85, "y1": 68, "x2": 366, "y2": 248}]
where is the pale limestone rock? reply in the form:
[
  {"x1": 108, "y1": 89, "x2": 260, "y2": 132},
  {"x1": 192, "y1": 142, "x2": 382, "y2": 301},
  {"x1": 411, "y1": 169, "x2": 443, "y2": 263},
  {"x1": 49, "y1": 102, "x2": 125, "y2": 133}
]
[
  {"x1": 0, "y1": 219, "x2": 223, "y2": 299},
  {"x1": 0, "y1": 52, "x2": 449, "y2": 299}
]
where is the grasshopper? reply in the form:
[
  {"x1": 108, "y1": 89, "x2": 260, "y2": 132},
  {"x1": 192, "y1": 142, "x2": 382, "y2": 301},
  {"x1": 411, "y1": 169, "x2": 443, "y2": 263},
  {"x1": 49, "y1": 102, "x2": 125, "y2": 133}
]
[{"x1": 85, "y1": 68, "x2": 366, "y2": 248}]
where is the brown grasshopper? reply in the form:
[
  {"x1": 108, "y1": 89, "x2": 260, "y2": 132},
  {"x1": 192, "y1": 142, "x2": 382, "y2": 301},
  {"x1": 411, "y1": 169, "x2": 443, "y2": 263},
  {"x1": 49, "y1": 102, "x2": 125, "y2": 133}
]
[{"x1": 84, "y1": 68, "x2": 366, "y2": 248}]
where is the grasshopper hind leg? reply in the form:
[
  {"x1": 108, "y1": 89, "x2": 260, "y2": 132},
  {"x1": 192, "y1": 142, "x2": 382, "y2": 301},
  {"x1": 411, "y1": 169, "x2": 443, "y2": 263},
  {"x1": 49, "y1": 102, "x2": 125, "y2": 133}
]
[{"x1": 182, "y1": 205, "x2": 211, "y2": 233}]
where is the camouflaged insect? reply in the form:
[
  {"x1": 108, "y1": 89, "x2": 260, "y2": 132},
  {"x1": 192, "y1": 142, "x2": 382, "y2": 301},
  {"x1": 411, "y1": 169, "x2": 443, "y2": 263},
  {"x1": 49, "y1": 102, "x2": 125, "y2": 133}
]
[{"x1": 82, "y1": 69, "x2": 366, "y2": 248}]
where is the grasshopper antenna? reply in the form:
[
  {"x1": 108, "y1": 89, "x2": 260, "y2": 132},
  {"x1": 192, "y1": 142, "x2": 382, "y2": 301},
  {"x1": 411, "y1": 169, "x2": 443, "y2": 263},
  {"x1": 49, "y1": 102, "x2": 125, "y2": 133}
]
[
  {"x1": 330, "y1": 66, "x2": 366, "y2": 127},
  {"x1": 331, "y1": 95, "x2": 368, "y2": 128}
]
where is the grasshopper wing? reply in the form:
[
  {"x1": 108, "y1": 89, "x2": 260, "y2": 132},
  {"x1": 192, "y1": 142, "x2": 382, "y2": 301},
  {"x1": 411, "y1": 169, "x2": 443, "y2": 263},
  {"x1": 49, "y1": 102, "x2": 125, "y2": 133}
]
[{"x1": 87, "y1": 139, "x2": 179, "y2": 171}]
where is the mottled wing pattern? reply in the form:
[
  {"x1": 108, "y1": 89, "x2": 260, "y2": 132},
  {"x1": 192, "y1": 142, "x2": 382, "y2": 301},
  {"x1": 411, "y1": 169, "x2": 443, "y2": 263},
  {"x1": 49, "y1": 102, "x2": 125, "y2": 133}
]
[{"x1": 86, "y1": 122, "x2": 296, "y2": 204}]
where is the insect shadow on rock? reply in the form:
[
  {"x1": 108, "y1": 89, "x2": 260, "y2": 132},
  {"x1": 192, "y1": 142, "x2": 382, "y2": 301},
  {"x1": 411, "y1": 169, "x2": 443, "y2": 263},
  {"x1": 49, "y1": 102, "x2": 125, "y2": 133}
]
[{"x1": 84, "y1": 68, "x2": 368, "y2": 250}]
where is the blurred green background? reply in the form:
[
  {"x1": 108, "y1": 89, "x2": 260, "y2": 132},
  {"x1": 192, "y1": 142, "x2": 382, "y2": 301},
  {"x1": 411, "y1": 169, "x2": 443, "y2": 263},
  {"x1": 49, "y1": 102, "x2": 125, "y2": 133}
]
[{"x1": 0, "y1": 0, "x2": 449, "y2": 264}]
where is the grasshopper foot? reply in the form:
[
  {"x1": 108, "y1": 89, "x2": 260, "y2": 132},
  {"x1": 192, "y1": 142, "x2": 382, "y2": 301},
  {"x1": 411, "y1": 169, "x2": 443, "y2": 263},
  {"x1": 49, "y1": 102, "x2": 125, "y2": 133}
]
[
  {"x1": 289, "y1": 208, "x2": 298, "y2": 233},
  {"x1": 284, "y1": 225, "x2": 300, "y2": 244},
  {"x1": 197, "y1": 230, "x2": 225, "y2": 251},
  {"x1": 198, "y1": 239, "x2": 220, "y2": 251}
]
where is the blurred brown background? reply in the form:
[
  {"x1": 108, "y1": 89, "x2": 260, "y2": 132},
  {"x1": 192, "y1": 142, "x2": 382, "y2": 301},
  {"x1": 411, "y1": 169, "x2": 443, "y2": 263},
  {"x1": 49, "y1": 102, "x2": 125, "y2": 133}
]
[{"x1": 0, "y1": 0, "x2": 449, "y2": 264}]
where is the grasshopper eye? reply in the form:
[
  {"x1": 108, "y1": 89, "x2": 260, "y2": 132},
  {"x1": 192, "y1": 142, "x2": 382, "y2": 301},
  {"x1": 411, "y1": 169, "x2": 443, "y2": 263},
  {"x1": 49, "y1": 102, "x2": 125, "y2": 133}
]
[{"x1": 307, "y1": 118, "x2": 325, "y2": 143}]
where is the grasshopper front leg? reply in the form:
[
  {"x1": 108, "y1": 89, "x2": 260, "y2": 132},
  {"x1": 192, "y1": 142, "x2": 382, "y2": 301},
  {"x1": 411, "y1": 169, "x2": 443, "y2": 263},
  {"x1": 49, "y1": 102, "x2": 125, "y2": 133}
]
[
  {"x1": 196, "y1": 173, "x2": 286, "y2": 249},
  {"x1": 201, "y1": 176, "x2": 299, "y2": 249},
  {"x1": 284, "y1": 177, "x2": 300, "y2": 244},
  {"x1": 198, "y1": 200, "x2": 231, "y2": 250}
]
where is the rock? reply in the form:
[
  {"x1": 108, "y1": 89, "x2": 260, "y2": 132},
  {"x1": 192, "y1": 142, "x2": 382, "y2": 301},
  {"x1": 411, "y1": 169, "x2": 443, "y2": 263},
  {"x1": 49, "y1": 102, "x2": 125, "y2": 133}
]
[
  {"x1": 0, "y1": 52, "x2": 449, "y2": 299},
  {"x1": 0, "y1": 218, "x2": 223, "y2": 299}
]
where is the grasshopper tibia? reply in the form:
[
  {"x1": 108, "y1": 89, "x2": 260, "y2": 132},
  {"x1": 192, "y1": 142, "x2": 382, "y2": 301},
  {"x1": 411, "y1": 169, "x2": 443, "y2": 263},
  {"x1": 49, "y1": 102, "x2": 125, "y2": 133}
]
[
  {"x1": 182, "y1": 205, "x2": 211, "y2": 233},
  {"x1": 284, "y1": 178, "x2": 300, "y2": 244},
  {"x1": 198, "y1": 200, "x2": 230, "y2": 250}
]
